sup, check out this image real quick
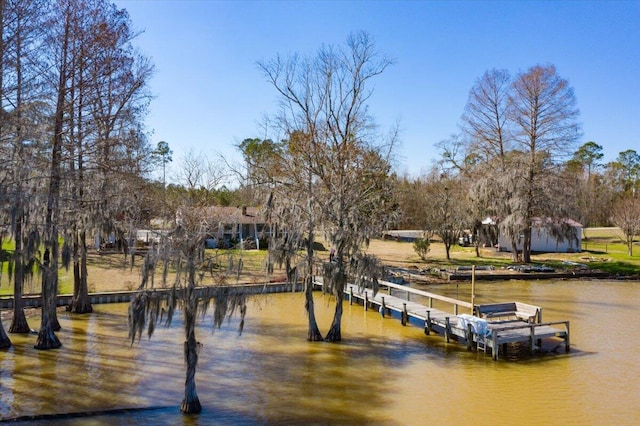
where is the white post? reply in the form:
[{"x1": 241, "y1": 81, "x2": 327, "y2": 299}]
[{"x1": 471, "y1": 265, "x2": 476, "y2": 314}]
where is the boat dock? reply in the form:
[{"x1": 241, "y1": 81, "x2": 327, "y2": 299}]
[
  {"x1": 314, "y1": 278, "x2": 570, "y2": 361},
  {"x1": 2, "y1": 279, "x2": 570, "y2": 360}
]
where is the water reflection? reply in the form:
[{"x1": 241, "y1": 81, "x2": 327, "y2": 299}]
[{"x1": 1, "y1": 280, "x2": 639, "y2": 425}]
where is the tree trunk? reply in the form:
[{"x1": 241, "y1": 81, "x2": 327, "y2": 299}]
[
  {"x1": 72, "y1": 228, "x2": 80, "y2": 304},
  {"x1": 35, "y1": 249, "x2": 62, "y2": 350},
  {"x1": 181, "y1": 259, "x2": 201, "y2": 414},
  {"x1": 444, "y1": 242, "x2": 451, "y2": 260},
  {"x1": 304, "y1": 194, "x2": 323, "y2": 341},
  {"x1": 0, "y1": 320, "x2": 11, "y2": 349},
  {"x1": 324, "y1": 292, "x2": 343, "y2": 342},
  {"x1": 181, "y1": 330, "x2": 202, "y2": 414},
  {"x1": 523, "y1": 227, "x2": 532, "y2": 263},
  {"x1": 10, "y1": 211, "x2": 31, "y2": 333},
  {"x1": 305, "y1": 275, "x2": 323, "y2": 341},
  {"x1": 510, "y1": 236, "x2": 519, "y2": 263},
  {"x1": 8, "y1": 15, "x2": 29, "y2": 334},
  {"x1": 70, "y1": 230, "x2": 92, "y2": 314}
]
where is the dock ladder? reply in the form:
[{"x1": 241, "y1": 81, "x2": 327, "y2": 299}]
[{"x1": 477, "y1": 332, "x2": 487, "y2": 353}]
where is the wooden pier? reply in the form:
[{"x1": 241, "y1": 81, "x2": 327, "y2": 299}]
[
  {"x1": 314, "y1": 278, "x2": 570, "y2": 361},
  {"x1": 1, "y1": 279, "x2": 570, "y2": 360}
]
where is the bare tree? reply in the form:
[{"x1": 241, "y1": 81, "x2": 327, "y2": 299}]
[
  {"x1": 240, "y1": 133, "x2": 325, "y2": 341},
  {"x1": 611, "y1": 195, "x2": 640, "y2": 256},
  {"x1": 419, "y1": 169, "x2": 467, "y2": 260},
  {"x1": 0, "y1": 0, "x2": 49, "y2": 335},
  {"x1": 258, "y1": 32, "x2": 397, "y2": 342},
  {"x1": 509, "y1": 64, "x2": 581, "y2": 262},
  {"x1": 454, "y1": 65, "x2": 581, "y2": 262},
  {"x1": 174, "y1": 150, "x2": 231, "y2": 206},
  {"x1": 0, "y1": 0, "x2": 153, "y2": 349},
  {"x1": 461, "y1": 69, "x2": 512, "y2": 167},
  {"x1": 456, "y1": 69, "x2": 524, "y2": 260},
  {"x1": 66, "y1": 1, "x2": 152, "y2": 314},
  {"x1": 32, "y1": 0, "x2": 79, "y2": 349}
]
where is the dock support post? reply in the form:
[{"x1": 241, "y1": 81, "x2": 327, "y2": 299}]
[
  {"x1": 445, "y1": 317, "x2": 450, "y2": 343},
  {"x1": 350, "y1": 287, "x2": 353, "y2": 305},
  {"x1": 364, "y1": 292, "x2": 368, "y2": 311},
  {"x1": 402, "y1": 303, "x2": 408, "y2": 326},
  {"x1": 492, "y1": 330, "x2": 498, "y2": 361},
  {"x1": 529, "y1": 325, "x2": 535, "y2": 354},
  {"x1": 381, "y1": 296, "x2": 386, "y2": 318},
  {"x1": 466, "y1": 324, "x2": 473, "y2": 351},
  {"x1": 454, "y1": 304, "x2": 458, "y2": 315},
  {"x1": 425, "y1": 310, "x2": 431, "y2": 335},
  {"x1": 565, "y1": 321, "x2": 571, "y2": 353},
  {"x1": 537, "y1": 308, "x2": 543, "y2": 348},
  {"x1": 471, "y1": 265, "x2": 476, "y2": 311}
]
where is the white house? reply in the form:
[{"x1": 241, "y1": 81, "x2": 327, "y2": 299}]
[
  {"x1": 484, "y1": 217, "x2": 582, "y2": 253},
  {"x1": 177, "y1": 206, "x2": 268, "y2": 249}
]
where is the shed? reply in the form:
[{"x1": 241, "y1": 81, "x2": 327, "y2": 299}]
[{"x1": 485, "y1": 217, "x2": 582, "y2": 253}]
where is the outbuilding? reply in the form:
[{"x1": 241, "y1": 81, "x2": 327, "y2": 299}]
[{"x1": 483, "y1": 217, "x2": 582, "y2": 253}]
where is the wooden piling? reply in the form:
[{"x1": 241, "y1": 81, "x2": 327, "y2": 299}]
[
  {"x1": 536, "y1": 308, "x2": 543, "y2": 347},
  {"x1": 471, "y1": 265, "x2": 476, "y2": 311},
  {"x1": 466, "y1": 323, "x2": 473, "y2": 350},
  {"x1": 401, "y1": 303, "x2": 408, "y2": 326},
  {"x1": 445, "y1": 317, "x2": 450, "y2": 343},
  {"x1": 381, "y1": 296, "x2": 386, "y2": 318},
  {"x1": 425, "y1": 310, "x2": 431, "y2": 335},
  {"x1": 530, "y1": 325, "x2": 535, "y2": 354}
]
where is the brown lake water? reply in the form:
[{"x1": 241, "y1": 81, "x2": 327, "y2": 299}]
[{"x1": 1, "y1": 280, "x2": 639, "y2": 425}]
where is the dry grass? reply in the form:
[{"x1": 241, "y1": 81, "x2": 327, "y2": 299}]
[{"x1": 1, "y1": 227, "x2": 637, "y2": 296}]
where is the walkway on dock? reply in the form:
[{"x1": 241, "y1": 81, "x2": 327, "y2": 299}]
[{"x1": 313, "y1": 278, "x2": 570, "y2": 361}]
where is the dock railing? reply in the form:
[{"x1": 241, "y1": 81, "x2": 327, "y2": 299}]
[
  {"x1": 366, "y1": 279, "x2": 473, "y2": 316},
  {"x1": 313, "y1": 276, "x2": 473, "y2": 315}
]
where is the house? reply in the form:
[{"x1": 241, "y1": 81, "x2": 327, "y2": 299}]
[
  {"x1": 181, "y1": 206, "x2": 269, "y2": 249},
  {"x1": 483, "y1": 217, "x2": 582, "y2": 253}
]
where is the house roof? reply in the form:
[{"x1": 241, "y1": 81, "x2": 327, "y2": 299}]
[
  {"x1": 482, "y1": 216, "x2": 583, "y2": 228},
  {"x1": 533, "y1": 217, "x2": 583, "y2": 228},
  {"x1": 200, "y1": 206, "x2": 265, "y2": 225}
]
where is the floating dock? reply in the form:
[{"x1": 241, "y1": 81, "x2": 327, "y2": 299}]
[{"x1": 314, "y1": 278, "x2": 570, "y2": 361}]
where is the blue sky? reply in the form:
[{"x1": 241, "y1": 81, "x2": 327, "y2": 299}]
[{"x1": 114, "y1": 0, "x2": 639, "y2": 182}]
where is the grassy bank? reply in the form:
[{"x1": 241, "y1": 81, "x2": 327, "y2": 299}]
[{"x1": 1, "y1": 227, "x2": 638, "y2": 297}]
